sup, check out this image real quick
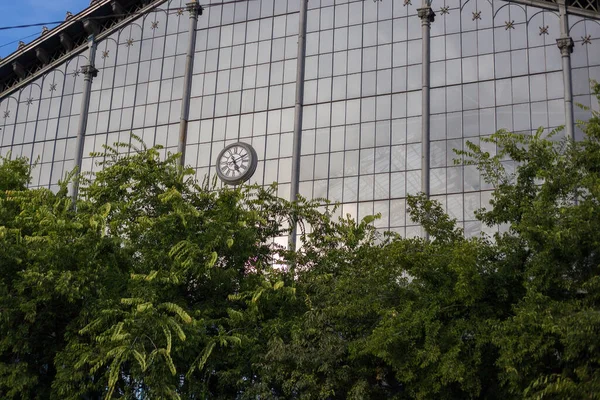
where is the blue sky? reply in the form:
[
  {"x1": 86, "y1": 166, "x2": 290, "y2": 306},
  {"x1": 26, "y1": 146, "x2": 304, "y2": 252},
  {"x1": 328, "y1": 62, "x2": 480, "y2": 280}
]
[{"x1": 0, "y1": 0, "x2": 90, "y2": 58}]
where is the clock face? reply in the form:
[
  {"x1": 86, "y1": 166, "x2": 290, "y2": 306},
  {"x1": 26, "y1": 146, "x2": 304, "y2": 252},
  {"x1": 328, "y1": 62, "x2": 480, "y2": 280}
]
[{"x1": 216, "y1": 142, "x2": 258, "y2": 185}]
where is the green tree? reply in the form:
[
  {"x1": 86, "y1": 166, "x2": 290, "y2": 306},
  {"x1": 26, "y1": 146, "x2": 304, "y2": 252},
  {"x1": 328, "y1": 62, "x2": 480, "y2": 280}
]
[
  {"x1": 0, "y1": 153, "x2": 117, "y2": 399},
  {"x1": 466, "y1": 83, "x2": 600, "y2": 398},
  {"x1": 1, "y1": 84, "x2": 600, "y2": 399},
  {"x1": 251, "y1": 196, "x2": 516, "y2": 399},
  {"x1": 52, "y1": 142, "x2": 316, "y2": 399},
  {"x1": 244, "y1": 83, "x2": 600, "y2": 399}
]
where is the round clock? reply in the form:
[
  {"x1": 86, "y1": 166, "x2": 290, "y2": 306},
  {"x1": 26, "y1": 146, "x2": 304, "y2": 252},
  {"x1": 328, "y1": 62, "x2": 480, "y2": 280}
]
[{"x1": 215, "y1": 142, "x2": 258, "y2": 185}]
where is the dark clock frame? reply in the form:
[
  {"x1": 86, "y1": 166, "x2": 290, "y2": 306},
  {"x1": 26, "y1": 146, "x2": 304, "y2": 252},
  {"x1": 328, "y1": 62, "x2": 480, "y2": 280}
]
[{"x1": 215, "y1": 142, "x2": 258, "y2": 185}]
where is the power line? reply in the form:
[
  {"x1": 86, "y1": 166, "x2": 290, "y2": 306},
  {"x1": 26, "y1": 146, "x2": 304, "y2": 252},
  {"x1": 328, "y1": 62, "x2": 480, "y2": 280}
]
[
  {"x1": 0, "y1": 22, "x2": 63, "y2": 32},
  {"x1": 0, "y1": 0, "x2": 253, "y2": 32},
  {"x1": 0, "y1": 32, "x2": 41, "y2": 50},
  {"x1": 0, "y1": 0, "x2": 255, "y2": 56}
]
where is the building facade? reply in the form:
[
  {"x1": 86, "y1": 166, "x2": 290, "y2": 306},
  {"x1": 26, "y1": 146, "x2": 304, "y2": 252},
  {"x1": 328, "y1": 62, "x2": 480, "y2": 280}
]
[{"x1": 0, "y1": 0, "x2": 599, "y2": 239}]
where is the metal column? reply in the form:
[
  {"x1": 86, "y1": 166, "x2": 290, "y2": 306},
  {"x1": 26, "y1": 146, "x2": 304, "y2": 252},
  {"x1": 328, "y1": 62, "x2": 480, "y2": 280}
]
[
  {"x1": 557, "y1": 0, "x2": 575, "y2": 141},
  {"x1": 418, "y1": 5, "x2": 435, "y2": 198},
  {"x1": 289, "y1": 0, "x2": 309, "y2": 251},
  {"x1": 178, "y1": 0, "x2": 201, "y2": 167},
  {"x1": 71, "y1": 35, "x2": 98, "y2": 204}
]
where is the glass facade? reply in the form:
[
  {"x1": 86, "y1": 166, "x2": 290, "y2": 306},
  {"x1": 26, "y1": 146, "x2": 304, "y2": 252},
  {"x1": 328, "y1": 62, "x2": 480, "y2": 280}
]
[{"x1": 1, "y1": 0, "x2": 599, "y2": 237}]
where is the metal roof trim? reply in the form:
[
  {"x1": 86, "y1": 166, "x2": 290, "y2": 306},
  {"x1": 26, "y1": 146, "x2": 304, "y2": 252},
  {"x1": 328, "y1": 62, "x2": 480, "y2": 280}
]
[
  {"x1": 0, "y1": 0, "x2": 165, "y2": 99},
  {"x1": 0, "y1": 0, "x2": 112, "y2": 68}
]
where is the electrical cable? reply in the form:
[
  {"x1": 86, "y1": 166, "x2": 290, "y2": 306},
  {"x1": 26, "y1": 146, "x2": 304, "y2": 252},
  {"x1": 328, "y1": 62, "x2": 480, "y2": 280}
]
[
  {"x1": 0, "y1": 0, "x2": 254, "y2": 31},
  {"x1": 0, "y1": 32, "x2": 41, "y2": 50},
  {"x1": 0, "y1": 22, "x2": 64, "y2": 32},
  {"x1": 0, "y1": 0, "x2": 255, "y2": 56}
]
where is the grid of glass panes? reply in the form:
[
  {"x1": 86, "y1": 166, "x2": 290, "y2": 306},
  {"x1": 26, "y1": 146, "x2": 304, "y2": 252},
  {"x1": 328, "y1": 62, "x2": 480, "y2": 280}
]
[
  {"x1": 0, "y1": 55, "x2": 86, "y2": 191},
  {"x1": 298, "y1": 0, "x2": 425, "y2": 237},
  {"x1": 570, "y1": 16, "x2": 600, "y2": 140},
  {"x1": 83, "y1": 0, "x2": 190, "y2": 176},
  {"x1": 185, "y1": 0, "x2": 300, "y2": 202},
  {"x1": 430, "y1": 0, "x2": 574, "y2": 236},
  {"x1": 0, "y1": 96, "x2": 19, "y2": 156},
  {"x1": 0, "y1": 0, "x2": 599, "y2": 238}
]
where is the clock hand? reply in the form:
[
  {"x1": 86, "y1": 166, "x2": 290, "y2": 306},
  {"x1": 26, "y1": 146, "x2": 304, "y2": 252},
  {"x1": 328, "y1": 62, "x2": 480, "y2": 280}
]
[{"x1": 231, "y1": 157, "x2": 241, "y2": 172}]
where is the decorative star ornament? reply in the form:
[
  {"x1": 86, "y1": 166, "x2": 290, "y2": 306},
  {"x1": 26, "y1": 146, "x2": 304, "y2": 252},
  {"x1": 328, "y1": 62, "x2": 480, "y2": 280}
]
[
  {"x1": 49, "y1": 83, "x2": 57, "y2": 92},
  {"x1": 151, "y1": 21, "x2": 159, "y2": 30},
  {"x1": 582, "y1": 34, "x2": 592, "y2": 45},
  {"x1": 101, "y1": 50, "x2": 110, "y2": 59},
  {"x1": 125, "y1": 38, "x2": 134, "y2": 47},
  {"x1": 403, "y1": 0, "x2": 411, "y2": 6},
  {"x1": 505, "y1": 20, "x2": 515, "y2": 30},
  {"x1": 440, "y1": 6, "x2": 450, "y2": 14},
  {"x1": 176, "y1": 9, "x2": 184, "y2": 16},
  {"x1": 71, "y1": 69, "x2": 80, "y2": 77},
  {"x1": 3, "y1": 110, "x2": 10, "y2": 119},
  {"x1": 472, "y1": 10, "x2": 481, "y2": 20},
  {"x1": 26, "y1": 98, "x2": 34, "y2": 106},
  {"x1": 539, "y1": 26, "x2": 549, "y2": 35}
]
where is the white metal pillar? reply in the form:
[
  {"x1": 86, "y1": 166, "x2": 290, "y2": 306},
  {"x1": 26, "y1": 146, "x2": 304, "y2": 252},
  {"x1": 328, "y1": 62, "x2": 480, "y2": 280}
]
[
  {"x1": 289, "y1": 0, "x2": 309, "y2": 251},
  {"x1": 178, "y1": 0, "x2": 201, "y2": 167},
  {"x1": 418, "y1": 4, "x2": 435, "y2": 198},
  {"x1": 72, "y1": 35, "x2": 98, "y2": 204},
  {"x1": 557, "y1": 0, "x2": 575, "y2": 141}
]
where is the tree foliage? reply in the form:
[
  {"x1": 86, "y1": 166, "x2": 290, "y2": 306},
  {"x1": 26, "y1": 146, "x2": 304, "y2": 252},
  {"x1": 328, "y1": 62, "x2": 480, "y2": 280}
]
[{"x1": 0, "y1": 85, "x2": 599, "y2": 399}]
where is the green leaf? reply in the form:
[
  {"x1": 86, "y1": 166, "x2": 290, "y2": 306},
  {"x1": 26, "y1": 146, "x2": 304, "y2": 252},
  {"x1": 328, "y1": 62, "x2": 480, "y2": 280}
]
[
  {"x1": 160, "y1": 302, "x2": 193, "y2": 324},
  {"x1": 187, "y1": 342, "x2": 216, "y2": 378},
  {"x1": 252, "y1": 288, "x2": 264, "y2": 303},
  {"x1": 208, "y1": 251, "x2": 218, "y2": 268}
]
